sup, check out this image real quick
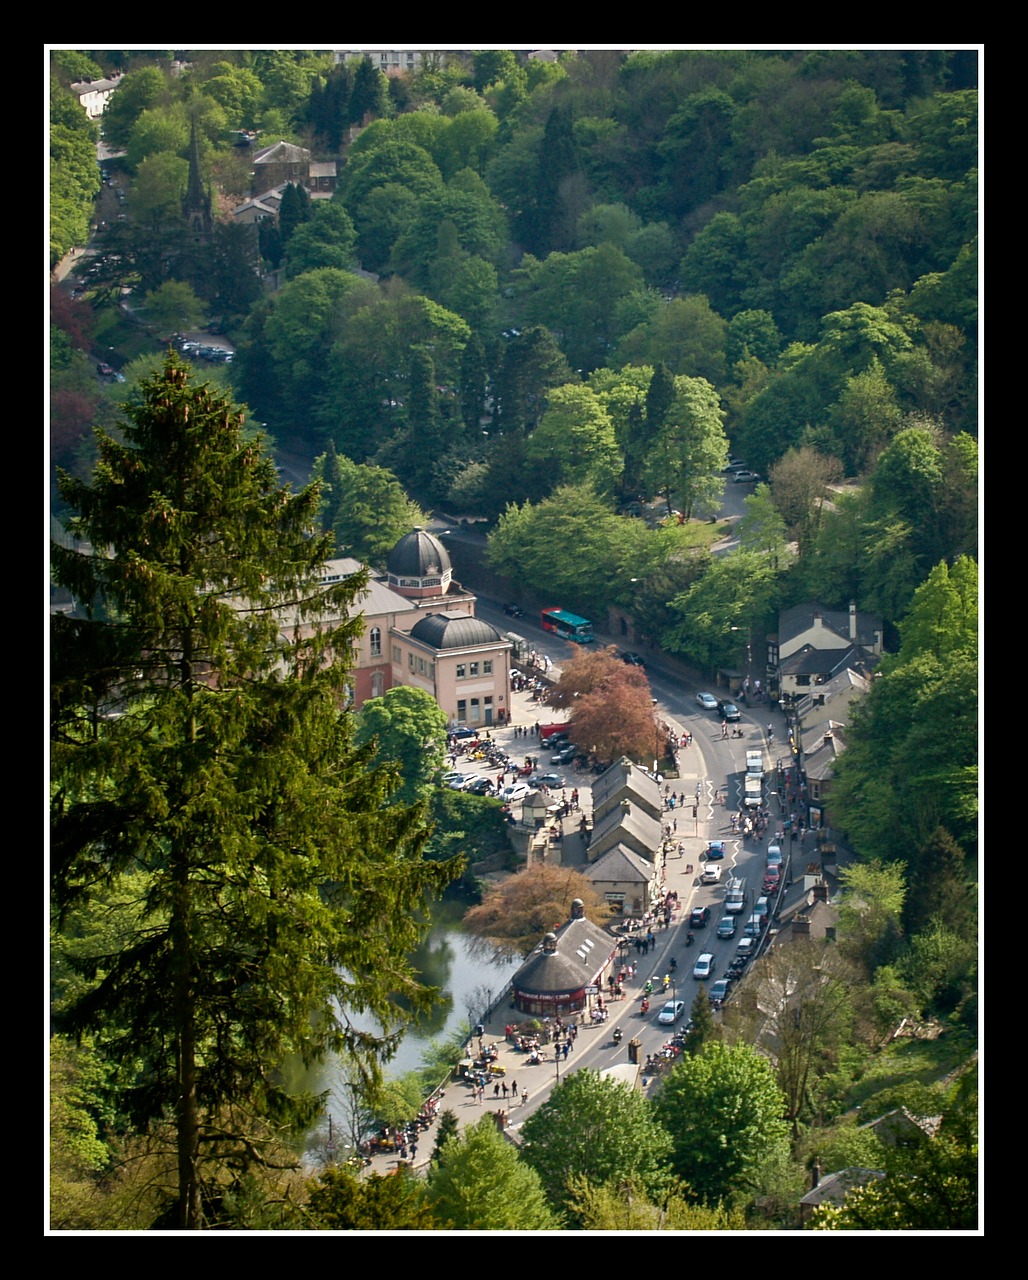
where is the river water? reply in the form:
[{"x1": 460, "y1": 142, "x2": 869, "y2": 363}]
[{"x1": 299, "y1": 897, "x2": 521, "y2": 1155}]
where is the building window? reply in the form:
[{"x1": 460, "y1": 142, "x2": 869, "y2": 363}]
[
  {"x1": 392, "y1": 646, "x2": 401, "y2": 664},
  {"x1": 469, "y1": 662, "x2": 479, "y2": 676},
  {"x1": 483, "y1": 660, "x2": 493, "y2": 675},
  {"x1": 369, "y1": 626, "x2": 382, "y2": 658},
  {"x1": 370, "y1": 671, "x2": 384, "y2": 698},
  {"x1": 457, "y1": 700, "x2": 466, "y2": 721},
  {"x1": 417, "y1": 657, "x2": 427, "y2": 675},
  {"x1": 456, "y1": 663, "x2": 466, "y2": 679},
  {"x1": 408, "y1": 653, "x2": 415, "y2": 670},
  {"x1": 470, "y1": 698, "x2": 480, "y2": 722}
]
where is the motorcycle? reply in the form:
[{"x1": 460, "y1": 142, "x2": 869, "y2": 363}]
[
  {"x1": 685, "y1": 932, "x2": 695, "y2": 947},
  {"x1": 669, "y1": 956, "x2": 678, "y2": 972},
  {"x1": 643, "y1": 980, "x2": 653, "y2": 996},
  {"x1": 613, "y1": 1027, "x2": 623, "y2": 1045},
  {"x1": 640, "y1": 998, "x2": 650, "y2": 1015}
]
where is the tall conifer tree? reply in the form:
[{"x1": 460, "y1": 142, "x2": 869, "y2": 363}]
[{"x1": 50, "y1": 356, "x2": 458, "y2": 1228}]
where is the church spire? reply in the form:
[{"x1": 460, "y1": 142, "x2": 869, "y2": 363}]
[{"x1": 183, "y1": 116, "x2": 213, "y2": 238}]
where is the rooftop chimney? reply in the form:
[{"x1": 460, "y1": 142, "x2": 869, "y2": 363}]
[{"x1": 570, "y1": 898, "x2": 585, "y2": 920}]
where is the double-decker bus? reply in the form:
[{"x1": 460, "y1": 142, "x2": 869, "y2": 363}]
[{"x1": 540, "y1": 607, "x2": 594, "y2": 643}]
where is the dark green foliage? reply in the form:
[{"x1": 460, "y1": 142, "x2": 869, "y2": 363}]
[
  {"x1": 307, "y1": 1165, "x2": 437, "y2": 1230},
  {"x1": 51, "y1": 357, "x2": 459, "y2": 1228}
]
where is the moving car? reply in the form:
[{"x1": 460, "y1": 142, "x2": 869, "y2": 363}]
[
  {"x1": 695, "y1": 691, "x2": 719, "y2": 711},
  {"x1": 704, "y1": 841, "x2": 726, "y2": 860},
  {"x1": 716, "y1": 915, "x2": 737, "y2": 939},
  {"x1": 717, "y1": 700, "x2": 741, "y2": 722},
  {"x1": 701, "y1": 863, "x2": 723, "y2": 884},
  {"x1": 657, "y1": 999, "x2": 686, "y2": 1025},
  {"x1": 766, "y1": 843, "x2": 783, "y2": 867},
  {"x1": 692, "y1": 953, "x2": 715, "y2": 980},
  {"x1": 502, "y1": 603, "x2": 524, "y2": 617},
  {"x1": 620, "y1": 652, "x2": 646, "y2": 667},
  {"x1": 689, "y1": 906, "x2": 711, "y2": 928}
]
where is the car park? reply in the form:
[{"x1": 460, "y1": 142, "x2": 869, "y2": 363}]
[
  {"x1": 658, "y1": 999, "x2": 686, "y2": 1025},
  {"x1": 701, "y1": 863, "x2": 722, "y2": 884},
  {"x1": 689, "y1": 906, "x2": 711, "y2": 928},
  {"x1": 692, "y1": 953, "x2": 715, "y2": 980},
  {"x1": 695, "y1": 691, "x2": 719, "y2": 711},
  {"x1": 709, "y1": 979, "x2": 731, "y2": 1005},
  {"x1": 716, "y1": 915, "x2": 737, "y2": 939},
  {"x1": 704, "y1": 841, "x2": 726, "y2": 860},
  {"x1": 717, "y1": 700, "x2": 741, "y2": 722}
]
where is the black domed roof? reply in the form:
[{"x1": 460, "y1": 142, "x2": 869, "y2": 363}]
[
  {"x1": 387, "y1": 527, "x2": 451, "y2": 578},
  {"x1": 409, "y1": 613, "x2": 502, "y2": 650}
]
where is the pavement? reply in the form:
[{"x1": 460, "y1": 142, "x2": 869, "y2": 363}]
[{"x1": 357, "y1": 672, "x2": 783, "y2": 1177}]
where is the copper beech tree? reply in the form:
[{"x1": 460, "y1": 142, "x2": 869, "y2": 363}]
[
  {"x1": 545, "y1": 646, "x2": 657, "y2": 765},
  {"x1": 463, "y1": 864, "x2": 607, "y2": 958}
]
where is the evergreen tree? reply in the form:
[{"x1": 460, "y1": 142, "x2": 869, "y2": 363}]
[
  {"x1": 686, "y1": 986, "x2": 718, "y2": 1055},
  {"x1": 430, "y1": 1109, "x2": 460, "y2": 1167},
  {"x1": 50, "y1": 356, "x2": 458, "y2": 1229},
  {"x1": 277, "y1": 181, "x2": 311, "y2": 254}
]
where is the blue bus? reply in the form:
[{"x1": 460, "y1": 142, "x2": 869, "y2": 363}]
[{"x1": 540, "y1": 608, "x2": 594, "y2": 643}]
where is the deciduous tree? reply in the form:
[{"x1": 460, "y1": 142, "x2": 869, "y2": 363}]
[
  {"x1": 463, "y1": 865, "x2": 608, "y2": 958},
  {"x1": 427, "y1": 1116, "x2": 559, "y2": 1230},
  {"x1": 545, "y1": 646, "x2": 657, "y2": 765},
  {"x1": 520, "y1": 1071, "x2": 673, "y2": 1217},
  {"x1": 356, "y1": 686, "x2": 449, "y2": 805}
]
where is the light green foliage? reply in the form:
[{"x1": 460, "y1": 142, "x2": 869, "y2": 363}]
[
  {"x1": 643, "y1": 374, "x2": 728, "y2": 519},
  {"x1": 810, "y1": 1128, "x2": 977, "y2": 1230},
  {"x1": 836, "y1": 860, "x2": 908, "y2": 974},
  {"x1": 616, "y1": 294, "x2": 728, "y2": 386},
  {"x1": 130, "y1": 151, "x2": 189, "y2": 229},
  {"x1": 126, "y1": 103, "x2": 190, "y2": 170},
  {"x1": 49, "y1": 79, "x2": 99, "y2": 266},
  {"x1": 663, "y1": 548, "x2": 778, "y2": 672},
  {"x1": 357, "y1": 687, "x2": 449, "y2": 805},
  {"x1": 101, "y1": 66, "x2": 168, "y2": 150},
  {"x1": 283, "y1": 201, "x2": 357, "y2": 278},
  {"x1": 310, "y1": 450, "x2": 426, "y2": 566},
  {"x1": 564, "y1": 1175, "x2": 747, "y2": 1231},
  {"x1": 487, "y1": 484, "x2": 660, "y2": 620},
  {"x1": 520, "y1": 1071, "x2": 673, "y2": 1216},
  {"x1": 143, "y1": 279, "x2": 204, "y2": 333},
  {"x1": 736, "y1": 483, "x2": 790, "y2": 567},
  {"x1": 427, "y1": 1116, "x2": 560, "y2": 1230},
  {"x1": 51, "y1": 357, "x2": 458, "y2": 1228},
  {"x1": 654, "y1": 1041, "x2": 789, "y2": 1204},
  {"x1": 307, "y1": 1166, "x2": 437, "y2": 1230},
  {"x1": 525, "y1": 384, "x2": 621, "y2": 497}
]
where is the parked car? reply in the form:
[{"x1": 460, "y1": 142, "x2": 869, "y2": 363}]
[
  {"x1": 717, "y1": 700, "x2": 741, "y2": 722},
  {"x1": 501, "y1": 782, "x2": 534, "y2": 803},
  {"x1": 502, "y1": 603, "x2": 524, "y2": 617},
  {"x1": 766, "y1": 842, "x2": 783, "y2": 866},
  {"x1": 464, "y1": 777, "x2": 497, "y2": 796},
  {"x1": 762, "y1": 873, "x2": 781, "y2": 894},
  {"x1": 689, "y1": 906, "x2": 711, "y2": 928},
  {"x1": 709, "y1": 979, "x2": 732, "y2": 1005},
  {"x1": 695, "y1": 691, "x2": 719, "y2": 711},
  {"x1": 731, "y1": 470, "x2": 762, "y2": 483},
  {"x1": 692, "y1": 953, "x2": 715, "y2": 980},
  {"x1": 735, "y1": 937, "x2": 756, "y2": 961},
  {"x1": 744, "y1": 913, "x2": 764, "y2": 937},
  {"x1": 450, "y1": 726, "x2": 476, "y2": 739},
  {"x1": 532, "y1": 773, "x2": 567, "y2": 790},
  {"x1": 446, "y1": 774, "x2": 475, "y2": 790},
  {"x1": 754, "y1": 896, "x2": 770, "y2": 919},
  {"x1": 704, "y1": 841, "x2": 726, "y2": 860},
  {"x1": 658, "y1": 999, "x2": 686, "y2": 1025},
  {"x1": 716, "y1": 915, "x2": 737, "y2": 939},
  {"x1": 551, "y1": 744, "x2": 577, "y2": 765},
  {"x1": 620, "y1": 652, "x2": 646, "y2": 666}
]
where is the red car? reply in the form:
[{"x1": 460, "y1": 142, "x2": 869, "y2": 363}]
[{"x1": 762, "y1": 872, "x2": 781, "y2": 894}]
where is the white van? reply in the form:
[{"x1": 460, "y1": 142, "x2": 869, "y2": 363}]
[{"x1": 725, "y1": 877, "x2": 746, "y2": 914}]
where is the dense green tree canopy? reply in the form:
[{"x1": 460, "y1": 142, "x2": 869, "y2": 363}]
[
  {"x1": 653, "y1": 1041, "x2": 789, "y2": 1204},
  {"x1": 520, "y1": 1071, "x2": 673, "y2": 1217},
  {"x1": 356, "y1": 687, "x2": 449, "y2": 805},
  {"x1": 427, "y1": 1116, "x2": 559, "y2": 1230}
]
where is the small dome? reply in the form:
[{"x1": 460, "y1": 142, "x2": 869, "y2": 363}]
[
  {"x1": 387, "y1": 527, "x2": 452, "y2": 578},
  {"x1": 409, "y1": 613, "x2": 502, "y2": 650}
]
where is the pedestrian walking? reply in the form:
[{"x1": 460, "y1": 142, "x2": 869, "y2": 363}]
[
  {"x1": 522, "y1": 1090, "x2": 529, "y2": 1106},
  {"x1": 511, "y1": 1080, "x2": 518, "y2": 1097},
  {"x1": 502, "y1": 1081, "x2": 509, "y2": 1098},
  {"x1": 494, "y1": 1082, "x2": 501, "y2": 1098}
]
